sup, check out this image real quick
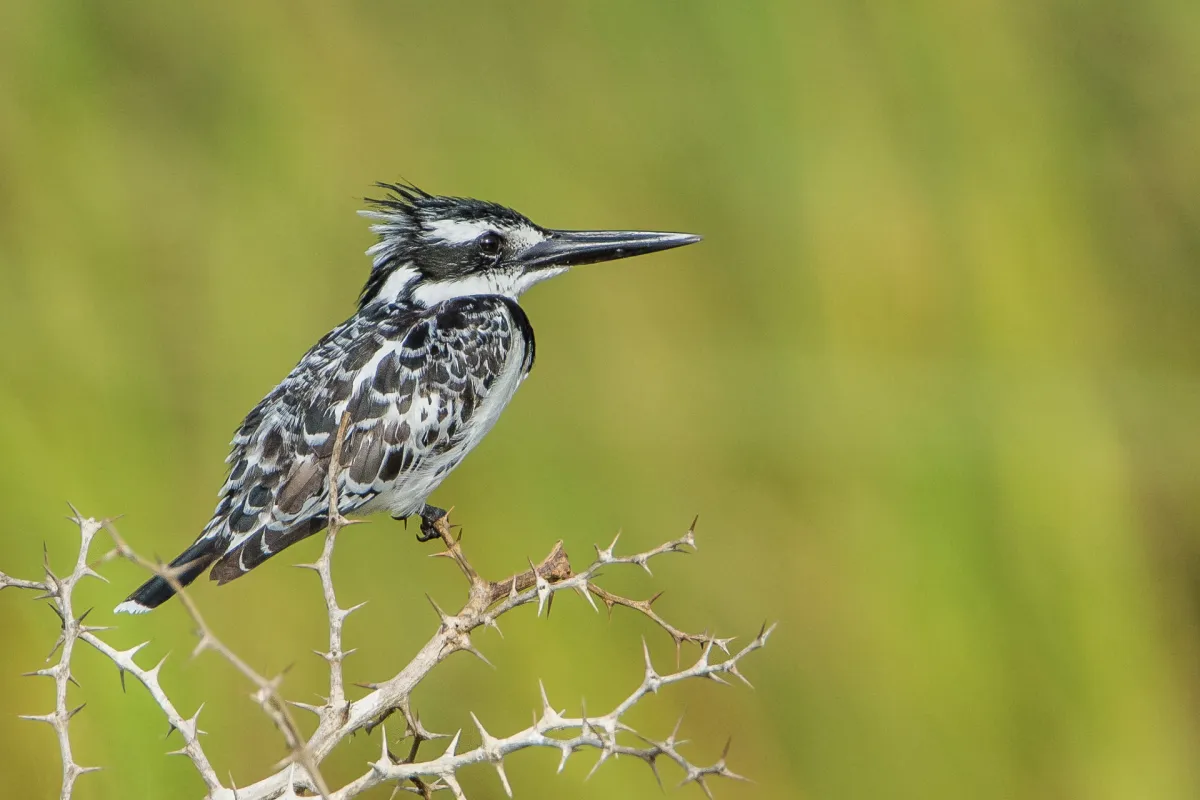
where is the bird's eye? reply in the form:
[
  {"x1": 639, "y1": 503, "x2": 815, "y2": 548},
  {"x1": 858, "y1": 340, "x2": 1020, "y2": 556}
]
[{"x1": 476, "y1": 231, "x2": 504, "y2": 257}]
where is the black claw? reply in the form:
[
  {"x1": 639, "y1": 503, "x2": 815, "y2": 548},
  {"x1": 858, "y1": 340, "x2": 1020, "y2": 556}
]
[{"x1": 416, "y1": 504, "x2": 448, "y2": 543}]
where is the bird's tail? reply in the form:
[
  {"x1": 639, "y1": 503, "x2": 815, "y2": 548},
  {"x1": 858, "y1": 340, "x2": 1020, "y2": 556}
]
[{"x1": 113, "y1": 537, "x2": 224, "y2": 615}]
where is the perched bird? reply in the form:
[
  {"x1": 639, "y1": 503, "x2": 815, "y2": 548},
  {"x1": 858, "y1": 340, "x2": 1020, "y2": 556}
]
[{"x1": 115, "y1": 183, "x2": 700, "y2": 614}]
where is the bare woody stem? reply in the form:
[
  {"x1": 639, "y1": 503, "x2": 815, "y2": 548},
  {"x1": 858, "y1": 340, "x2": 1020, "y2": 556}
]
[{"x1": 4, "y1": 492, "x2": 770, "y2": 800}]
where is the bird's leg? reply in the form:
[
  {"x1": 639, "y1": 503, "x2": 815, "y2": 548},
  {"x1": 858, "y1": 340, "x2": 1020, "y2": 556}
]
[{"x1": 416, "y1": 503, "x2": 450, "y2": 543}]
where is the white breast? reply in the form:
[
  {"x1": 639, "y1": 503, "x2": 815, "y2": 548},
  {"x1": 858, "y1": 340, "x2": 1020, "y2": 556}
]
[
  {"x1": 371, "y1": 334, "x2": 529, "y2": 519},
  {"x1": 465, "y1": 337, "x2": 528, "y2": 446}
]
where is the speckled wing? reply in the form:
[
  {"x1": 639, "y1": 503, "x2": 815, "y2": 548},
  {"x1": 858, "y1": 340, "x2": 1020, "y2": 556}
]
[{"x1": 205, "y1": 295, "x2": 533, "y2": 583}]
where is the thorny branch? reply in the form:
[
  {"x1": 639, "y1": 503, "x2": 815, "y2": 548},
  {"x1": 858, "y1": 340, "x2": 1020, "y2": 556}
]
[
  {"x1": 3, "y1": 416, "x2": 772, "y2": 799},
  {"x1": 6, "y1": 511, "x2": 108, "y2": 800},
  {"x1": 98, "y1": 514, "x2": 330, "y2": 797}
]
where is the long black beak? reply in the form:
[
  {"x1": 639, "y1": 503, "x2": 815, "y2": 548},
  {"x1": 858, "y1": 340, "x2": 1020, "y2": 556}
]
[{"x1": 519, "y1": 229, "x2": 701, "y2": 270}]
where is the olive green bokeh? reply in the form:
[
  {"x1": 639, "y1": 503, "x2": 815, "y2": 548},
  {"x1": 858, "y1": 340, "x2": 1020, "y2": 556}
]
[{"x1": 2, "y1": 2, "x2": 1199, "y2": 798}]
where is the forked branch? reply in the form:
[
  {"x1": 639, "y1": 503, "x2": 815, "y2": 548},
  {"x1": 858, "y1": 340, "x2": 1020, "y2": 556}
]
[{"x1": 3, "y1": 419, "x2": 771, "y2": 798}]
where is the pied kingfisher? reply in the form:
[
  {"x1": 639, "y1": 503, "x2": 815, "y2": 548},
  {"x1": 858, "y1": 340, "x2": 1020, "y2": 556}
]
[{"x1": 115, "y1": 183, "x2": 700, "y2": 614}]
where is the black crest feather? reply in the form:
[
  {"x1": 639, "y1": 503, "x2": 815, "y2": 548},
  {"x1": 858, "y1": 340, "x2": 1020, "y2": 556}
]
[
  {"x1": 357, "y1": 181, "x2": 434, "y2": 306},
  {"x1": 367, "y1": 181, "x2": 432, "y2": 211}
]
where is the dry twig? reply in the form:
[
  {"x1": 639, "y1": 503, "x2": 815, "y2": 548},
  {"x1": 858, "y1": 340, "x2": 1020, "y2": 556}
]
[{"x1": 3, "y1": 417, "x2": 771, "y2": 799}]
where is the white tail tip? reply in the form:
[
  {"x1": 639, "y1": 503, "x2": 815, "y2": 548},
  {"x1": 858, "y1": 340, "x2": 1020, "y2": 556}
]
[{"x1": 113, "y1": 599, "x2": 152, "y2": 615}]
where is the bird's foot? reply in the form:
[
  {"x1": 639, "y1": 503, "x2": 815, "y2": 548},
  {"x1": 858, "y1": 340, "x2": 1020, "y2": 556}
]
[{"x1": 416, "y1": 504, "x2": 450, "y2": 543}]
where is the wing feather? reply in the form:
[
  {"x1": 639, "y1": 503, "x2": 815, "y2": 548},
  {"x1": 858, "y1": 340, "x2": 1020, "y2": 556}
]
[{"x1": 206, "y1": 296, "x2": 531, "y2": 582}]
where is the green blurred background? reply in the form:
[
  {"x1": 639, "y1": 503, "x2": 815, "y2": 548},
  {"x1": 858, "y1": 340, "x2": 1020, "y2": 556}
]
[{"x1": 2, "y1": 1, "x2": 1200, "y2": 798}]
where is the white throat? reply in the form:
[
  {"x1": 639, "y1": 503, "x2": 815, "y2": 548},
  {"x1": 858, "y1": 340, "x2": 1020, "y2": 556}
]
[
  {"x1": 366, "y1": 263, "x2": 568, "y2": 307},
  {"x1": 410, "y1": 267, "x2": 568, "y2": 306}
]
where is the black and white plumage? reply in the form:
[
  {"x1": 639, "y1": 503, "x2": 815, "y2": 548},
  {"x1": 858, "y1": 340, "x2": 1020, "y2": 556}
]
[{"x1": 116, "y1": 183, "x2": 699, "y2": 614}]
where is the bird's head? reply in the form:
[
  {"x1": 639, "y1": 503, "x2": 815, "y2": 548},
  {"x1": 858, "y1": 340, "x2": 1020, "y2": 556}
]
[{"x1": 356, "y1": 183, "x2": 700, "y2": 309}]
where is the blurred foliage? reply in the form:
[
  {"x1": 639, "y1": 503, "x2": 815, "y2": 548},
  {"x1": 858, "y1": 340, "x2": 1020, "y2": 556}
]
[{"x1": 2, "y1": 1, "x2": 1199, "y2": 798}]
